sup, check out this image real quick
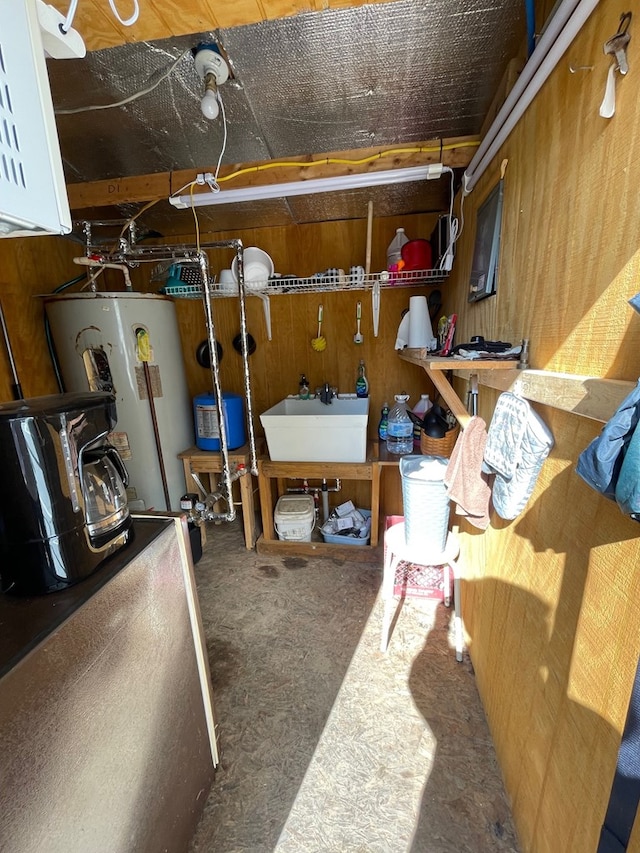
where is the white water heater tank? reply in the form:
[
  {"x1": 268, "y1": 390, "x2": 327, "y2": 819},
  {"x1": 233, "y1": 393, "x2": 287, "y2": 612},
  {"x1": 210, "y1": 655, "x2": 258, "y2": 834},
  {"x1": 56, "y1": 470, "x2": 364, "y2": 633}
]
[{"x1": 45, "y1": 292, "x2": 193, "y2": 511}]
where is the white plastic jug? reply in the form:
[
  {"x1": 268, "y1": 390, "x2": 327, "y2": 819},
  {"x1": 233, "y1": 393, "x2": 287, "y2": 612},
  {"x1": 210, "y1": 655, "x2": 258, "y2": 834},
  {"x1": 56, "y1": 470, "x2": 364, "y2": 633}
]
[{"x1": 386, "y1": 227, "x2": 409, "y2": 269}]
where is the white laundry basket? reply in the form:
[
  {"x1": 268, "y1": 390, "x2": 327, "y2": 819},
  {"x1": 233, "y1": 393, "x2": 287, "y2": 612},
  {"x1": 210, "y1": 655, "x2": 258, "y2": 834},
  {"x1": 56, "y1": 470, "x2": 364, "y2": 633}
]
[
  {"x1": 400, "y1": 455, "x2": 450, "y2": 551},
  {"x1": 274, "y1": 495, "x2": 315, "y2": 541}
]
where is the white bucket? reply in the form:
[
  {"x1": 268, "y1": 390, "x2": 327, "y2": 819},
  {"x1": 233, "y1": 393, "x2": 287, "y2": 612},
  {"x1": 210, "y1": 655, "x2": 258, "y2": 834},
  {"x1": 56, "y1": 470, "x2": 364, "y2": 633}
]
[
  {"x1": 274, "y1": 495, "x2": 315, "y2": 541},
  {"x1": 400, "y1": 455, "x2": 450, "y2": 552}
]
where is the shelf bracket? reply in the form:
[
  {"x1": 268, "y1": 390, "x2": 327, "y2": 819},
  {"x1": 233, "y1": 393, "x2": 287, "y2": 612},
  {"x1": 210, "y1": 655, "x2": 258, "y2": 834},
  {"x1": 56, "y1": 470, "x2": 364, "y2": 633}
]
[
  {"x1": 398, "y1": 349, "x2": 637, "y2": 425},
  {"x1": 429, "y1": 368, "x2": 473, "y2": 428}
]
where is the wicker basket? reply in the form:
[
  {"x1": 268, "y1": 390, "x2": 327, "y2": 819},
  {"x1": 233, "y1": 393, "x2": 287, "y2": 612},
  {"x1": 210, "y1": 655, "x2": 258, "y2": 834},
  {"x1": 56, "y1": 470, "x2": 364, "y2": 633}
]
[{"x1": 419, "y1": 423, "x2": 460, "y2": 458}]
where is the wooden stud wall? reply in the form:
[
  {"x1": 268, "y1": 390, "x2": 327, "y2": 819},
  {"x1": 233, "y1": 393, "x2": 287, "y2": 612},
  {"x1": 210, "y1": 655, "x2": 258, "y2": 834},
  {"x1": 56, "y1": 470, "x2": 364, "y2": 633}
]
[
  {"x1": 0, "y1": 212, "x2": 439, "y2": 514},
  {"x1": 142, "y1": 213, "x2": 440, "y2": 513},
  {"x1": 440, "y1": 2, "x2": 640, "y2": 851},
  {"x1": 0, "y1": 236, "x2": 79, "y2": 401}
]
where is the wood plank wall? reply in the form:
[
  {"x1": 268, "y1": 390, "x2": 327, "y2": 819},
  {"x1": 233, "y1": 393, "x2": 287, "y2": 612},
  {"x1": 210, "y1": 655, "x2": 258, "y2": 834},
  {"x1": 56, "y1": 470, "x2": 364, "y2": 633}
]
[
  {"x1": 0, "y1": 212, "x2": 439, "y2": 514},
  {"x1": 440, "y1": 2, "x2": 640, "y2": 850},
  {"x1": 2, "y1": 1, "x2": 639, "y2": 847}
]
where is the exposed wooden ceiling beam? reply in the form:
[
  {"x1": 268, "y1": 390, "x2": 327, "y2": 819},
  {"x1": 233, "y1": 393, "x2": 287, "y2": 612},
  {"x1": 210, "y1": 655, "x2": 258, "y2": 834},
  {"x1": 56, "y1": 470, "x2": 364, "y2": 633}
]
[
  {"x1": 67, "y1": 136, "x2": 479, "y2": 211},
  {"x1": 62, "y1": 0, "x2": 399, "y2": 52}
]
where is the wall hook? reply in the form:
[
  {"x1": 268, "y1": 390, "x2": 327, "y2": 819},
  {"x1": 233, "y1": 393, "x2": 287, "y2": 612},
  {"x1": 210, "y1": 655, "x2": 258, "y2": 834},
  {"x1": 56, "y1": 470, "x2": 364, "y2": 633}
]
[
  {"x1": 604, "y1": 11, "x2": 631, "y2": 75},
  {"x1": 600, "y1": 11, "x2": 632, "y2": 119},
  {"x1": 569, "y1": 63, "x2": 594, "y2": 73}
]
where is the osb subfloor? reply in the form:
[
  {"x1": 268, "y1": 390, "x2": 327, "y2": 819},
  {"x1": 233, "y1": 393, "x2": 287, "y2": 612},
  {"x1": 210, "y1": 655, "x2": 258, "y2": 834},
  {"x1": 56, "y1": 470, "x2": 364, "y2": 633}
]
[{"x1": 189, "y1": 519, "x2": 520, "y2": 853}]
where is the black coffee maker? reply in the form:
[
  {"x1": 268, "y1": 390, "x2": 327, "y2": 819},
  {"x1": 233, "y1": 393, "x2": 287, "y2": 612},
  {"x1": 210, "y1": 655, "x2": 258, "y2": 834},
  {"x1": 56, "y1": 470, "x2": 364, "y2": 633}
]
[{"x1": 0, "y1": 391, "x2": 132, "y2": 595}]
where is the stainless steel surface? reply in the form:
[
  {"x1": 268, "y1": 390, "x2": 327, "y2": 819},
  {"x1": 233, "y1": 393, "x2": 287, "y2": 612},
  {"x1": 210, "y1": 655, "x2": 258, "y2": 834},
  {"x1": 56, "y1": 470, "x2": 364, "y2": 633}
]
[
  {"x1": 46, "y1": 1, "x2": 525, "y2": 233},
  {"x1": 0, "y1": 518, "x2": 216, "y2": 853}
]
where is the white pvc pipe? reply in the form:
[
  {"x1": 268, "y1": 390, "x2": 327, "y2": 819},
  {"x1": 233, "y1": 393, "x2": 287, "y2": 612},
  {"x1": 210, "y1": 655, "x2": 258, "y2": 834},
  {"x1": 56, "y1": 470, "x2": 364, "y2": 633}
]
[
  {"x1": 72, "y1": 256, "x2": 133, "y2": 290},
  {"x1": 464, "y1": 0, "x2": 600, "y2": 193}
]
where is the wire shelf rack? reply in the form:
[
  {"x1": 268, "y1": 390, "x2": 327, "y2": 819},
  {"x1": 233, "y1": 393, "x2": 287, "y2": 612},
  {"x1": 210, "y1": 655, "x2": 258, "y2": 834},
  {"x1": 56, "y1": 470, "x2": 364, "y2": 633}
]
[{"x1": 161, "y1": 268, "x2": 448, "y2": 299}]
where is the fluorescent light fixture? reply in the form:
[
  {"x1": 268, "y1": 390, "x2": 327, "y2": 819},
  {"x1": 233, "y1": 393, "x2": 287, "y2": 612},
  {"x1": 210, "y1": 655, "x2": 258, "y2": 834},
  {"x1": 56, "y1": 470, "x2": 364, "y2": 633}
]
[{"x1": 169, "y1": 164, "x2": 443, "y2": 209}]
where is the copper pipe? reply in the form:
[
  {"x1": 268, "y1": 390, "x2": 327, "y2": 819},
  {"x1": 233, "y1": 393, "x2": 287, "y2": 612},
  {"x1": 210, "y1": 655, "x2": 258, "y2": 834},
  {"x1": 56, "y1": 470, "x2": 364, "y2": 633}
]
[{"x1": 142, "y1": 360, "x2": 171, "y2": 511}]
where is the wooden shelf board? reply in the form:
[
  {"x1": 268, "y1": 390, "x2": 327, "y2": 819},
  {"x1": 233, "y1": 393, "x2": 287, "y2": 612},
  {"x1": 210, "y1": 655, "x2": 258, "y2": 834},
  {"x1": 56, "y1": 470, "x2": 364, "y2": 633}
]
[
  {"x1": 456, "y1": 368, "x2": 636, "y2": 423},
  {"x1": 398, "y1": 349, "x2": 520, "y2": 371},
  {"x1": 399, "y1": 350, "x2": 635, "y2": 424},
  {"x1": 256, "y1": 535, "x2": 383, "y2": 564}
]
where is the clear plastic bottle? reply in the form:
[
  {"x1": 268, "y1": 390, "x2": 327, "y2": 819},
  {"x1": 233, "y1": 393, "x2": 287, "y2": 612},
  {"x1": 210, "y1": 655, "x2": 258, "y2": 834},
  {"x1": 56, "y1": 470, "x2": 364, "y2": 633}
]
[
  {"x1": 386, "y1": 227, "x2": 409, "y2": 269},
  {"x1": 355, "y1": 359, "x2": 369, "y2": 398},
  {"x1": 378, "y1": 402, "x2": 390, "y2": 440},
  {"x1": 386, "y1": 394, "x2": 413, "y2": 455},
  {"x1": 412, "y1": 393, "x2": 433, "y2": 446}
]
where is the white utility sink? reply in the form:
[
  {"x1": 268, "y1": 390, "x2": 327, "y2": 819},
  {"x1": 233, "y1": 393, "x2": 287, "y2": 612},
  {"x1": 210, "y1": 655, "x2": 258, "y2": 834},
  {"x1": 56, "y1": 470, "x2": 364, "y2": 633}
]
[{"x1": 260, "y1": 396, "x2": 370, "y2": 463}]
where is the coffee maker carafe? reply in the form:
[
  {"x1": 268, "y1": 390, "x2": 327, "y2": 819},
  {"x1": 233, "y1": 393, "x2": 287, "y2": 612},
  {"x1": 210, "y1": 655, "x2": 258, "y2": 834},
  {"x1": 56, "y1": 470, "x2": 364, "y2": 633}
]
[{"x1": 0, "y1": 391, "x2": 132, "y2": 595}]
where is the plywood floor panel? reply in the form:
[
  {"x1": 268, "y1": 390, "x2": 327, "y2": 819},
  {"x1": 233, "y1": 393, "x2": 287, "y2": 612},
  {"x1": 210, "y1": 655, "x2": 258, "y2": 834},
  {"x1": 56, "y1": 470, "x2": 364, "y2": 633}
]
[{"x1": 188, "y1": 518, "x2": 519, "y2": 852}]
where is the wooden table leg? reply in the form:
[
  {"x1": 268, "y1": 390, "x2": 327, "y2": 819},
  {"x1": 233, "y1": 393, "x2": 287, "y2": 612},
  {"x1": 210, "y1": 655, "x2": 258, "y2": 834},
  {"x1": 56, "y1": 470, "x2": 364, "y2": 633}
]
[
  {"x1": 370, "y1": 461, "x2": 381, "y2": 547},
  {"x1": 238, "y1": 469, "x2": 257, "y2": 549},
  {"x1": 182, "y1": 459, "x2": 195, "y2": 495},
  {"x1": 257, "y1": 460, "x2": 276, "y2": 542}
]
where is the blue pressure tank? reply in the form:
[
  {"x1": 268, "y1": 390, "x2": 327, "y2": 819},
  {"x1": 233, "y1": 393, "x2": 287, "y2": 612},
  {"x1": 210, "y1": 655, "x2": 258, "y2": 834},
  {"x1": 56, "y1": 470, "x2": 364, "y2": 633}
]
[{"x1": 194, "y1": 392, "x2": 246, "y2": 451}]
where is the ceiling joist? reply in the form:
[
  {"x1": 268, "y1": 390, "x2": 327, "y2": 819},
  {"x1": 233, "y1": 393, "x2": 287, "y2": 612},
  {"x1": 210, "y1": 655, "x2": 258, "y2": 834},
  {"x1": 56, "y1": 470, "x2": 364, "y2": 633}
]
[{"x1": 66, "y1": 136, "x2": 480, "y2": 212}]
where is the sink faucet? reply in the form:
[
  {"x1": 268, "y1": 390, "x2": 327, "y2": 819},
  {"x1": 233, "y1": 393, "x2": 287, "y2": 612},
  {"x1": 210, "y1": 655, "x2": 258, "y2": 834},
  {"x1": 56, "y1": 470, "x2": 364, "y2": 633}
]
[{"x1": 319, "y1": 382, "x2": 335, "y2": 405}]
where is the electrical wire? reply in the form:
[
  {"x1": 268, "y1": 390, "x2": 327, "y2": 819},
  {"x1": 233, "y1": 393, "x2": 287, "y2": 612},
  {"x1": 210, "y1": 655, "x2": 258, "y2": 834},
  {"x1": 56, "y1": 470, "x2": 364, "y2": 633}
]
[
  {"x1": 190, "y1": 183, "x2": 201, "y2": 252},
  {"x1": 81, "y1": 267, "x2": 106, "y2": 290},
  {"x1": 55, "y1": 48, "x2": 190, "y2": 115},
  {"x1": 117, "y1": 196, "x2": 164, "y2": 243},
  {"x1": 123, "y1": 138, "x2": 478, "y2": 244},
  {"x1": 457, "y1": 191, "x2": 467, "y2": 243},
  {"x1": 62, "y1": 0, "x2": 139, "y2": 32},
  {"x1": 119, "y1": 91, "x2": 227, "y2": 247},
  {"x1": 186, "y1": 90, "x2": 229, "y2": 250},
  {"x1": 115, "y1": 102, "x2": 228, "y2": 243},
  {"x1": 438, "y1": 167, "x2": 456, "y2": 271},
  {"x1": 215, "y1": 141, "x2": 480, "y2": 186},
  {"x1": 60, "y1": 0, "x2": 80, "y2": 34},
  {"x1": 108, "y1": 0, "x2": 139, "y2": 27},
  {"x1": 211, "y1": 91, "x2": 228, "y2": 189}
]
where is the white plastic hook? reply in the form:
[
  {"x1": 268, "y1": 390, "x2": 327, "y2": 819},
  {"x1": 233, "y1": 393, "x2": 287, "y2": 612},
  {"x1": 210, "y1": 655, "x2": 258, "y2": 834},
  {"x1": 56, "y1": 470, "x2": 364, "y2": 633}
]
[
  {"x1": 256, "y1": 292, "x2": 272, "y2": 340},
  {"x1": 599, "y1": 63, "x2": 617, "y2": 118}
]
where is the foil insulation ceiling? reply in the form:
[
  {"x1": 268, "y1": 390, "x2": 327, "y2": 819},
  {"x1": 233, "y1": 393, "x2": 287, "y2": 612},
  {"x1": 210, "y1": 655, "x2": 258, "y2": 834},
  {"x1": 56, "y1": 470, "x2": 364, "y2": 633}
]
[{"x1": 47, "y1": 0, "x2": 525, "y2": 235}]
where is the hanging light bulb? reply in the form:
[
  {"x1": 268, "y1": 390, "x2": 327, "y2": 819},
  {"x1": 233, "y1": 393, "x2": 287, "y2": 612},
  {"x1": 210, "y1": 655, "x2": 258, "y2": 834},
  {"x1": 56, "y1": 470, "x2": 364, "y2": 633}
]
[
  {"x1": 193, "y1": 44, "x2": 229, "y2": 121},
  {"x1": 201, "y1": 75, "x2": 220, "y2": 120}
]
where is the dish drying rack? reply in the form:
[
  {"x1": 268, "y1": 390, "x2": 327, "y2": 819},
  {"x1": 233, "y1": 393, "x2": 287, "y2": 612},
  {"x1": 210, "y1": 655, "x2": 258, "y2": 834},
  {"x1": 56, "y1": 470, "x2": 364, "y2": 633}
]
[
  {"x1": 158, "y1": 262, "x2": 215, "y2": 299},
  {"x1": 158, "y1": 266, "x2": 448, "y2": 300}
]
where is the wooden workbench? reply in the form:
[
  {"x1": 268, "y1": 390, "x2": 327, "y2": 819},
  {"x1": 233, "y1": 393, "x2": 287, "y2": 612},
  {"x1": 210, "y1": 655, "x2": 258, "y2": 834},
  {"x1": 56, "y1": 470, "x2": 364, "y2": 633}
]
[
  {"x1": 256, "y1": 443, "x2": 382, "y2": 561},
  {"x1": 178, "y1": 444, "x2": 259, "y2": 550}
]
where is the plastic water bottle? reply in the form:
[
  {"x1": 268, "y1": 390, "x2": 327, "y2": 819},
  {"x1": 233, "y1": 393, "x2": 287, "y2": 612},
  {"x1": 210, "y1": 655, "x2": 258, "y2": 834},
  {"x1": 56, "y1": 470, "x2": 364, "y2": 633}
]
[
  {"x1": 386, "y1": 227, "x2": 409, "y2": 269},
  {"x1": 378, "y1": 402, "x2": 390, "y2": 440},
  {"x1": 412, "y1": 393, "x2": 433, "y2": 446},
  {"x1": 386, "y1": 394, "x2": 413, "y2": 455}
]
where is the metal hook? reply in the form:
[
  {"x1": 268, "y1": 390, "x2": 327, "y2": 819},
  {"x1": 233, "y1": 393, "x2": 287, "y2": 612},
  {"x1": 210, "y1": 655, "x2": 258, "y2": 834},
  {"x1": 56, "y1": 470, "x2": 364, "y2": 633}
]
[
  {"x1": 604, "y1": 11, "x2": 631, "y2": 75},
  {"x1": 569, "y1": 63, "x2": 594, "y2": 73},
  {"x1": 616, "y1": 11, "x2": 632, "y2": 38}
]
